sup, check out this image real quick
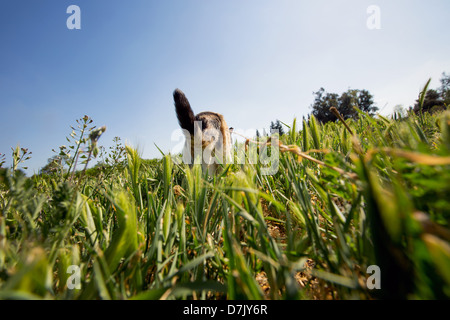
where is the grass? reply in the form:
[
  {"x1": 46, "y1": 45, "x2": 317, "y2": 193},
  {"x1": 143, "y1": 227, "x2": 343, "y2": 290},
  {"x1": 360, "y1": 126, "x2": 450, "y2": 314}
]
[{"x1": 0, "y1": 102, "x2": 450, "y2": 300}]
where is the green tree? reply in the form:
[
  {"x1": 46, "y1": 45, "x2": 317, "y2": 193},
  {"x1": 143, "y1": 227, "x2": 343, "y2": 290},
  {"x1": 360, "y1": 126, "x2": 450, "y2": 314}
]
[
  {"x1": 338, "y1": 89, "x2": 359, "y2": 120},
  {"x1": 40, "y1": 155, "x2": 68, "y2": 176},
  {"x1": 358, "y1": 89, "x2": 378, "y2": 115},
  {"x1": 270, "y1": 120, "x2": 285, "y2": 136},
  {"x1": 311, "y1": 88, "x2": 377, "y2": 123},
  {"x1": 310, "y1": 88, "x2": 340, "y2": 123},
  {"x1": 439, "y1": 72, "x2": 450, "y2": 106},
  {"x1": 413, "y1": 89, "x2": 445, "y2": 114}
]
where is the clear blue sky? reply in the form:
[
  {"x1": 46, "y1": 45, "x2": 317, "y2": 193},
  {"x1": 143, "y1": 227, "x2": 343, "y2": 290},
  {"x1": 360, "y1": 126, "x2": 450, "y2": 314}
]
[{"x1": 1, "y1": 0, "x2": 449, "y2": 174}]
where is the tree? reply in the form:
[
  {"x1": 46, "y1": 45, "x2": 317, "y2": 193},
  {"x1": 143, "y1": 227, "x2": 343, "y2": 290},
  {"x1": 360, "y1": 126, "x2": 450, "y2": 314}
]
[
  {"x1": 413, "y1": 89, "x2": 445, "y2": 114},
  {"x1": 412, "y1": 72, "x2": 450, "y2": 114},
  {"x1": 311, "y1": 88, "x2": 340, "y2": 123},
  {"x1": 40, "y1": 155, "x2": 67, "y2": 175},
  {"x1": 338, "y1": 89, "x2": 359, "y2": 120},
  {"x1": 310, "y1": 88, "x2": 378, "y2": 123},
  {"x1": 393, "y1": 105, "x2": 407, "y2": 118},
  {"x1": 439, "y1": 72, "x2": 450, "y2": 106},
  {"x1": 277, "y1": 120, "x2": 285, "y2": 136},
  {"x1": 270, "y1": 120, "x2": 285, "y2": 136},
  {"x1": 358, "y1": 89, "x2": 378, "y2": 115}
]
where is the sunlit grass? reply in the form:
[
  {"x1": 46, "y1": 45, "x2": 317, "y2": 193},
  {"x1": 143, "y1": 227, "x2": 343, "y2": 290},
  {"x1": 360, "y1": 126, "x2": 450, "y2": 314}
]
[{"x1": 0, "y1": 103, "x2": 449, "y2": 300}]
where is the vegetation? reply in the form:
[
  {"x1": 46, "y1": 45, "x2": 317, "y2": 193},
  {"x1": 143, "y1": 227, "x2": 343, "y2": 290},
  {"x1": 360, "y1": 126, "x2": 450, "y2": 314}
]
[
  {"x1": 310, "y1": 88, "x2": 378, "y2": 124},
  {"x1": 270, "y1": 120, "x2": 286, "y2": 136},
  {"x1": 0, "y1": 82, "x2": 449, "y2": 300},
  {"x1": 412, "y1": 73, "x2": 450, "y2": 114}
]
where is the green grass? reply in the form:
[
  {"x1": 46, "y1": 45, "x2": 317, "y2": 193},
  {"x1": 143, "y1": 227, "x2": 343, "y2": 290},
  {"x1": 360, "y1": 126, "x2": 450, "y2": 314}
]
[{"x1": 1, "y1": 105, "x2": 450, "y2": 300}]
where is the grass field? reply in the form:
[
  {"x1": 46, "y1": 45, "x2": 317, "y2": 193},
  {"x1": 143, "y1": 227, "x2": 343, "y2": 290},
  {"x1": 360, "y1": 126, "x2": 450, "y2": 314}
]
[{"x1": 1, "y1": 94, "x2": 450, "y2": 300}]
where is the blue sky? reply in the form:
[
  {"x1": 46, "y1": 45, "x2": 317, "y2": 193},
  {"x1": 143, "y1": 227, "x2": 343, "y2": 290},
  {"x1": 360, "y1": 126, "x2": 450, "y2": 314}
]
[{"x1": 1, "y1": 0, "x2": 449, "y2": 174}]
